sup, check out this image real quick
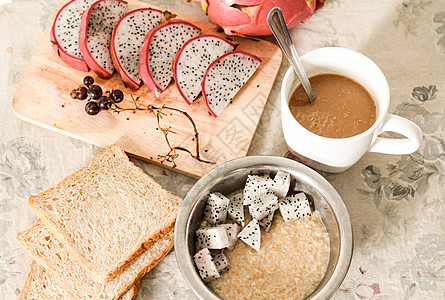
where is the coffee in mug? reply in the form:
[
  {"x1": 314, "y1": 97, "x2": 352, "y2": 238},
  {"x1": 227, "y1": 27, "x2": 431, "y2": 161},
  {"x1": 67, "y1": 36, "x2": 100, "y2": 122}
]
[
  {"x1": 289, "y1": 74, "x2": 376, "y2": 139},
  {"x1": 281, "y1": 47, "x2": 423, "y2": 173}
]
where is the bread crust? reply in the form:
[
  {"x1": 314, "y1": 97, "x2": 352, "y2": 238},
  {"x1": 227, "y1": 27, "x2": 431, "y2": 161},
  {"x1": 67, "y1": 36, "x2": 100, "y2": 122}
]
[
  {"x1": 125, "y1": 281, "x2": 139, "y2": 300},
  {"x1": 28, "y1": 144, "x2": 181, "y2": 284},
  {"x1": 17, "y1": 223, "x2": 174, "y2": 300},
  {"x1": 18, "y1": 261, "x2": 37, "y2": 300},
  {"x1": 17, "y1": 261, "x2": 143, "y2": 300}
]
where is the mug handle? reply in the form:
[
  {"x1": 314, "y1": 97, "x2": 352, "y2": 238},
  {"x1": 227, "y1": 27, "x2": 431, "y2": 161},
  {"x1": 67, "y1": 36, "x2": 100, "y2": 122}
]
[{"x1": 368, "y1": 114, "x2": 423, "y2": 154}]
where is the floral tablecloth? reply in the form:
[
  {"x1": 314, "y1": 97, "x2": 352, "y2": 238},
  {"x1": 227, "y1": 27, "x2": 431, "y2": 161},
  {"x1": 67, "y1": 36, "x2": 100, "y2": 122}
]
[{"x1": 1, "y1": 0, "x2": 445, "y2": 299}]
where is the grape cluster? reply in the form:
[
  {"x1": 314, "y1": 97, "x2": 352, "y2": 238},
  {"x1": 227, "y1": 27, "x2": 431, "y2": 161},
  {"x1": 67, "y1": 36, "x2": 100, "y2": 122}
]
[{"x1": 70, "y1": 76, "x2": 124, "y2": 115}]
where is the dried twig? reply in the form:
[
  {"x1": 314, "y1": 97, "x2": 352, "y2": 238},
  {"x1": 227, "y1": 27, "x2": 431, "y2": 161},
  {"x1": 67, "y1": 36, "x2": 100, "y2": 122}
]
[{"x1": 110, "y1": 97, "x2": 214, "y2": 168}]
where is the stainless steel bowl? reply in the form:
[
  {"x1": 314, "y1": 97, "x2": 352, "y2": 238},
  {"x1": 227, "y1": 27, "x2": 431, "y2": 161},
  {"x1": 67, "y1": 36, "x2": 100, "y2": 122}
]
[{"x1": 174, "y1": 156, "x2": 353, "y2": 300}]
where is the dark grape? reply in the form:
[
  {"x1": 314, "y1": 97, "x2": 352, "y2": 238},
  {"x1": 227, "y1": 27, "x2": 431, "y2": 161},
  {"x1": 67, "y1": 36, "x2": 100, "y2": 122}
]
[
  {"x1": 110, "y1": 89, "x2": 124, "y2": 103},
  {"x1": 83, "y1": 76, "x2": 94, "y2": 87},
  {"x1": 85, "y1": 101, "x2": 100, "y2": 115},
  {"x1": 98, "y1": 96, "x2": 111, "y2": 110},
  {"x1": 70, "y1": 89, "x2": 78, "y2": 99},
  {"x1": 87, "y1": 85, "x2": 102, "y2": 100},
  {"x1": 76, "y1": 87, "x2": 88, "y2": 100}
]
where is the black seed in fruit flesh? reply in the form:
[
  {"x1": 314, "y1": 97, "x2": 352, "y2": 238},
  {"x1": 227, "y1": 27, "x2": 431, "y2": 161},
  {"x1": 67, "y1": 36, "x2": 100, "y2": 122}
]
[
  {"x1": 83, "y1": 76, "x2": 94, "y2": 87},
  {"x1": 88, "y1": 85, "x2": 102, "y2": 100},
  {"x1": 111, "y1": 89, "x2": 124, "y2": 103},
  {"x1": 70, "y1": 89, "x2": 78, "y2": 99},
  {"x1": 85, "y1": 101, "x2": 100, "y2": 115},
  {"x1": 76, "y1": 87, "x2": 88, "y2": 100},
  {"x1": 98, "y1": 96, "x2": 111, "y2": 110}
]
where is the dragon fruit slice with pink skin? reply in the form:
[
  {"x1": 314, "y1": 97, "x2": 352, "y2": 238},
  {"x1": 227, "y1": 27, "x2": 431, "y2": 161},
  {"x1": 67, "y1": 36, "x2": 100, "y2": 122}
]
[
  {"x1": 202, "y1": 50, "x2": 262, "y2": 117},
  {"x1": 173, "y1": 34, "x2": 236, "y2": 104},
  {"x1": 258, "y1": 210, "x2": 275, "y2": 232},
  {"x1": 248, "y1": 191, "x2": 279, "y2": 220},
  {"x1": 110, "y1": 8, "x2": 162, "y2": 90},
  {"x1": 270, "y1": 171, "x2": 291, "y2": 198},
  {"x1": 139, "y1": 20, "x2": 201, "y2": 97},
  {"x1": 227, "y1": 191, "x2": 245, "y2": 227},
  {"x1": 279, "y1": 192, "x2": 312, "y2": 222},
  {"x1": 50, "y1": 0, "x2": 97, "y2": 72},
  {"x1": 211, "y1": 250, "x2": 230, "y2": 274},
  {"x1": 219, "y1": 223, "x2": 241, "y2": 250},
  {"x1": 193, "y1": 248, "x2": 220, "y2": 282},
  {"x1": 79, "y1": 0, "x2": 127, "y2": 78},
  {"x1": 243, "y1": 174, "x2": 274, "y2": 205},
  {"x1": 204, "y1": 192, "x2": 230, "y2": 225},
  {"x1": 196, "y1": 227, "x2": 229, "y2": 249},
  {"x1": 237, "y1": 218, "x2": 261, "y2": 251}
]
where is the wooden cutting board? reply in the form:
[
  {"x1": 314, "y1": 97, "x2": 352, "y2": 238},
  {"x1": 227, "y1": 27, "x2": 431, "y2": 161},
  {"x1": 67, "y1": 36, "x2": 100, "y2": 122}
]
[{"x1": 12, "y1": 0, "x2": 282, "y2": 178}]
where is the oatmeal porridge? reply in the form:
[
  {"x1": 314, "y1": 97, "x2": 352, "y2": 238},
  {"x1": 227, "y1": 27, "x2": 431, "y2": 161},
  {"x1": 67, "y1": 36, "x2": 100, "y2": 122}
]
[{"x1": 208, "y1": 211, "x2": 329, "y2": 300}]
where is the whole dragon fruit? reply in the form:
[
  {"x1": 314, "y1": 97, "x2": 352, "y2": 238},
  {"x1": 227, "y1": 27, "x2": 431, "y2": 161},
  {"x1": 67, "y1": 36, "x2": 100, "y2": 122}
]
[{"x1": 187, "y1": 0, "x2": 324, "y2": 36}]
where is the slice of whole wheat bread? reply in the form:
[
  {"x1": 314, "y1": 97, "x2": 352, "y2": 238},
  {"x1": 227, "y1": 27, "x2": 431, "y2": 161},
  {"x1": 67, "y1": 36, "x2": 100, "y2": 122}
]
[
  {"x1": 19, "y1": 262, "x2": 138, "y2": 300},
  {"x1": 17, "y1": 222, "x2": 173, "y2": 300},
  {"x1": 28, "y1": 145, "x2": 182, "y2": 283},
  {"x1": 19, "y1": 261, "x2": 69, "y2": 300}
]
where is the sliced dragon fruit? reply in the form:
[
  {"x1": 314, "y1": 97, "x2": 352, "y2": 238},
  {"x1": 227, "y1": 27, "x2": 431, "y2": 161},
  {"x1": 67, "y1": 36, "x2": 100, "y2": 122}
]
[
  {"x1": 193, "y1": 248, "x2": 220, "y2": 282},
  {"x1": 139, "y1": 20, "x2": 201, "y2": 97},
  {"x1": 211, "y1": 250, "x2": 230, "y2": 274},
  {"x1": 173, "y1": 34, "x2": 235, "y2": 104},
  {"x1": 279, "y1": 192, "x2": 312, "y2": 222},
  {"x1": 203, "y1": 192, "x2": 230, "y2": 225},
  {"x1": 196, "y1": 227, "x2": 229, "y2": 249},
  {"x1": 227, "y1": 191, "x2": 245, "y2": 227},
  {"x1": 202, "y1": 50, "x2": 262, "y2": 117},
  {"x1": 79, "y1": 0, "x2": 127, "y2": 78},
  {"x1": 258, "y1": 210, "x2": 275, "y2": 232},
  {"x1": 110, "y1": 8, "x2": 162, "y2": 90},
  {"x1": 237, "y1": 219, "x2": 261, "y2": 252},
  {"x1": 219, "y1": 223, "x2": 241, "y2": 250},
  {"x1": 243, "y1": 174, "x2": 274, "y2": 205},
  {"x1": 270, "y1": 171, "x2": 291, "y2": 198},
  {"x1": 50, "y1": 0, "x2": 97, "y2": 71},
  {"x1": 248, "y1": 191, "x2": 279, "y2": 221}
]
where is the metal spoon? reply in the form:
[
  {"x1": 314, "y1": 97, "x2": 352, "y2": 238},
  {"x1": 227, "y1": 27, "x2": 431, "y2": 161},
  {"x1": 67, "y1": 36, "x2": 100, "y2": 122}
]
[{"x1": 267, "y1": 7, "x2": 316, "y2": 104}]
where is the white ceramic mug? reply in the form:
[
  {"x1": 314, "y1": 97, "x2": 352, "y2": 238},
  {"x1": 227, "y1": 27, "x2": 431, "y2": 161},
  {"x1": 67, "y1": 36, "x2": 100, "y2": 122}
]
[{"x1": 281, "y1": 47, "x2": 423, "y2": 173}]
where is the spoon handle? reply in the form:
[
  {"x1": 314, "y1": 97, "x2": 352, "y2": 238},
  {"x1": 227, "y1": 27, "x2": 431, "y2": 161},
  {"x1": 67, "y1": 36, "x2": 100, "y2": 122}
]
[{"x1": 267, "y1": 7, "x2": 316, "y2": 104}]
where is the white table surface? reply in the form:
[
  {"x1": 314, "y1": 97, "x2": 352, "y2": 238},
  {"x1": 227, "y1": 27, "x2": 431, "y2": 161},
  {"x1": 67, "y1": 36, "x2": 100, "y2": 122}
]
[{"x1": 1, "y1": 0, "x2": 445, "y2": 299}]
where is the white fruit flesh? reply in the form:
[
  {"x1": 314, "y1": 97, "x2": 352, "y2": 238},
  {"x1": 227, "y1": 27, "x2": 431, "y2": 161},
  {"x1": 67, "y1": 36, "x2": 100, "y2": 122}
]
[
  {"x1": 174, "y1": 35, "x2": 235, "y2": 103},
  {"x1": 53, "y1": 0, "x2": 97, "y2": 59},
  {"x1": 237, "y1": 219, "x2": 261, "y2": 252},
  {"x1": 84, "y1": 0, "x2": 127, "y2": 75},
  {"x1": 203, "y1": 51, "x2": 261, "y2": 116},
  {"x1": 112, "y1": 9, "x2": 161, "y2": 85},
  {"x1": 279, "y1": 192, "x2": 312, "y2": 222},
  {"x1": 146, "y1": 22, "x2": 201, "y2": 91}
]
